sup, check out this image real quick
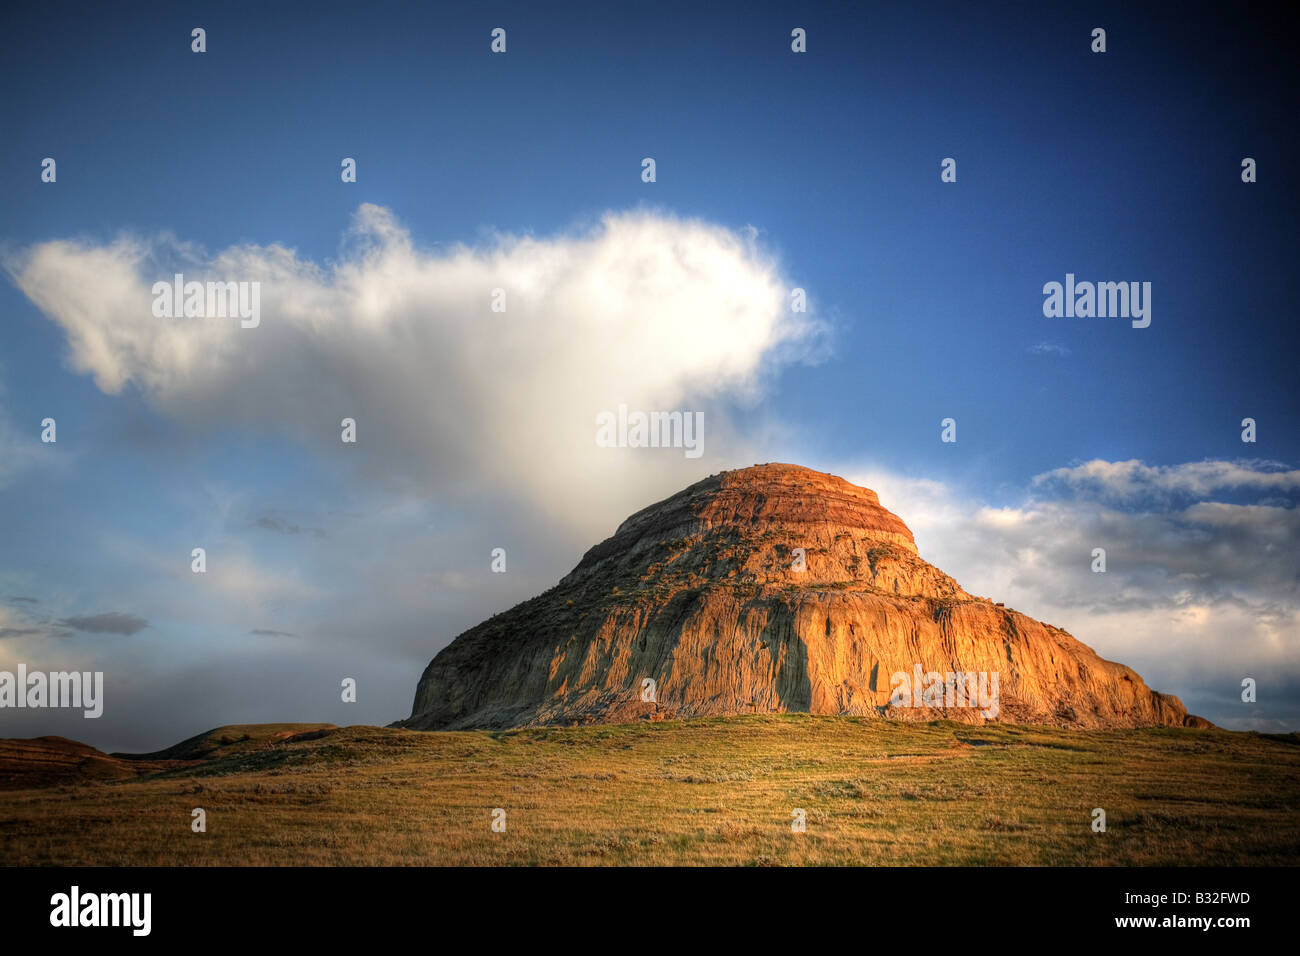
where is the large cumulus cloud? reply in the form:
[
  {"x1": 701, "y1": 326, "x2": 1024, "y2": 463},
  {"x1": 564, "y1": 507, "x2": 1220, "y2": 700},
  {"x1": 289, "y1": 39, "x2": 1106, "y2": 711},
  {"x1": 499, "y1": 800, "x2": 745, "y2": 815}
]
[{"x1": 8, "y1": 204, "x2": 826, "y2": 537}]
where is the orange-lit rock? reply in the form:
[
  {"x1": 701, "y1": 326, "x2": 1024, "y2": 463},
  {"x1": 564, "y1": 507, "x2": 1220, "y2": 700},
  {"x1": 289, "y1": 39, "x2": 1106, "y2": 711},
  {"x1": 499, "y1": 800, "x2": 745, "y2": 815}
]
[{"x1": 402, "y1": 464, "x2": 1207, "y2": 730}]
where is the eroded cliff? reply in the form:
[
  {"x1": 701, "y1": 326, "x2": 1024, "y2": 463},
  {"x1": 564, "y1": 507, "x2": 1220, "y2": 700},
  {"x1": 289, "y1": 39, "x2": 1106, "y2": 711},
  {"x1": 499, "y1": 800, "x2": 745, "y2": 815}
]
[{"x1": 401, "y1": 464, "x2": 1207, "y2": 730}]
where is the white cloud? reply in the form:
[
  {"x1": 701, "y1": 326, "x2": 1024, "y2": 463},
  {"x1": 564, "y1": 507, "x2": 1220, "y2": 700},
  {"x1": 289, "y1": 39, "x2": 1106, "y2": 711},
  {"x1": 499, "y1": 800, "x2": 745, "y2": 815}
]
[
  {"x1": 1035, "y1": 458, "x2": 1300, "y2": 500},
  {"x1": 8, "y1": 205, "x2": 825, "y2": 539},
  {"x1": 1027, "y1": 341, "x2": 1070, "y2": 356}
]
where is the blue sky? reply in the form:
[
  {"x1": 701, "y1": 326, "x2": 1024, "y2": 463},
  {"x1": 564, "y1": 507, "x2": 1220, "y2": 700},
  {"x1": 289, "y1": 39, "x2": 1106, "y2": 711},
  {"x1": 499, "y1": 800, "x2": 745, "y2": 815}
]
[{"x1": 1, "y1": 1, "x2": 1296, "y2": 749}]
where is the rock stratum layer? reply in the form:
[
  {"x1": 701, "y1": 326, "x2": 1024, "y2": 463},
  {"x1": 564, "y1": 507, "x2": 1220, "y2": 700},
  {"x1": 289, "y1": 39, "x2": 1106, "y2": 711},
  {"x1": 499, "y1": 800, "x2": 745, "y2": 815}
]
[{"x1": 402, "y1": 464, "x2": 1208, "y2": 731}]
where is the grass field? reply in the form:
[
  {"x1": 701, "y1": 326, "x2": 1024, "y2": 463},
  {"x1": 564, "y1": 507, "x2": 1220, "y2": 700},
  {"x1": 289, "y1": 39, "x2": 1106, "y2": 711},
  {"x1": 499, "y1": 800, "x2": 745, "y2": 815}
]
[{"x1": 2, "y1": 716, "x2": 1297, "y2": 866}]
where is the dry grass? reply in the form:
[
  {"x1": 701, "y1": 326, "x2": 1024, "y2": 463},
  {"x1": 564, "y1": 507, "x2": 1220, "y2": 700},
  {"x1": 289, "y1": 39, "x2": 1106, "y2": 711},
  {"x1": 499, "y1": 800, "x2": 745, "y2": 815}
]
[{"x1": 1, "y1": 715, "x2": 1297, "y2": 866}]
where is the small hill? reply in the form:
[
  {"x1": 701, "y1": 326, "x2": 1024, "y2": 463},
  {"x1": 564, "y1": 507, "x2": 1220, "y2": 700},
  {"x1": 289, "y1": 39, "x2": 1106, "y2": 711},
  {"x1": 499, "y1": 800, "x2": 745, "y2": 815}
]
[
  {"x1": 118, "y1": 723, "x2": 338, "y2": 761},
  {"x1": 0, "y1": 724, "x2": 339, "y2": 790},
  {"x1": 0, "y1": 736, "x2": 169, "y2": 790}
]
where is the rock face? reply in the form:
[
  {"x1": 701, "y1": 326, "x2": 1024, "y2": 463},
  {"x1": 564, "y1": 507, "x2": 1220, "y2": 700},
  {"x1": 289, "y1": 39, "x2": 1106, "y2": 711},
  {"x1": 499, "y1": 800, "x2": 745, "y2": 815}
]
[{"x1": 402, "y1": 464, "x2": 1208, "y2": 730}]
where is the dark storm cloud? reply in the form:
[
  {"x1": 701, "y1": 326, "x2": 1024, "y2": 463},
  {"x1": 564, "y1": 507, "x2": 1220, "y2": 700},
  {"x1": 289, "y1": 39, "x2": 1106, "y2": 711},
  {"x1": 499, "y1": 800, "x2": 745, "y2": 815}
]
[
  {"x1": 255, "y1": 515, "x2": 325, "y2": 538},
  {"x1": 0, "y1": 626, "x2": 44, "y2": 639},
  {"x1": 56, "y1": 612, "x2": 149, "y2": 635}
]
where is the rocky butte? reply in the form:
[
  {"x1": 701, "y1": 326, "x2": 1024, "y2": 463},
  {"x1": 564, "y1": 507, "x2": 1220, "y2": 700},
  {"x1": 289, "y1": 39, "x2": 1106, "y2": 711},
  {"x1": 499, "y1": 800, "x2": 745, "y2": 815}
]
[{"x1": 400, "y1": 463, "x2": 1209, "y2": 731}]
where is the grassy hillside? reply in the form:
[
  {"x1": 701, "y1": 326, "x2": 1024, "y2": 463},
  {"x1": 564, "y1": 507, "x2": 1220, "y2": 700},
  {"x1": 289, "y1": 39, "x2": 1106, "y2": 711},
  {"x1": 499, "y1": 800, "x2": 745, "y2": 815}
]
[
  {"x1": 118, "y1": 723, "x2": 338, "y2": 761},
  {"x1": 2, "y1": 715, "x2": 1297, "y2": 866}
]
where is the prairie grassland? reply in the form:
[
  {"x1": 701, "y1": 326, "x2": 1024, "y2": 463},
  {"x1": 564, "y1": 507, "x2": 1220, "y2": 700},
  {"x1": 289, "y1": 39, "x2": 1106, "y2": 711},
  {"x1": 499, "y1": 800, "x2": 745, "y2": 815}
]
[{"x1": 1, "y1": 716, "x2": 1297, "y2": 866}]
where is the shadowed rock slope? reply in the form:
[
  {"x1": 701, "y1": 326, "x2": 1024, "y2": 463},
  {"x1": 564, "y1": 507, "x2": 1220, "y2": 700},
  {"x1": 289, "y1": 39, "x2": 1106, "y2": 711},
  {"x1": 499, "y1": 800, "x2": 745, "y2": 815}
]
[{"x1": 401, "y1": 464, "x2": 1209, "y2": 731}]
